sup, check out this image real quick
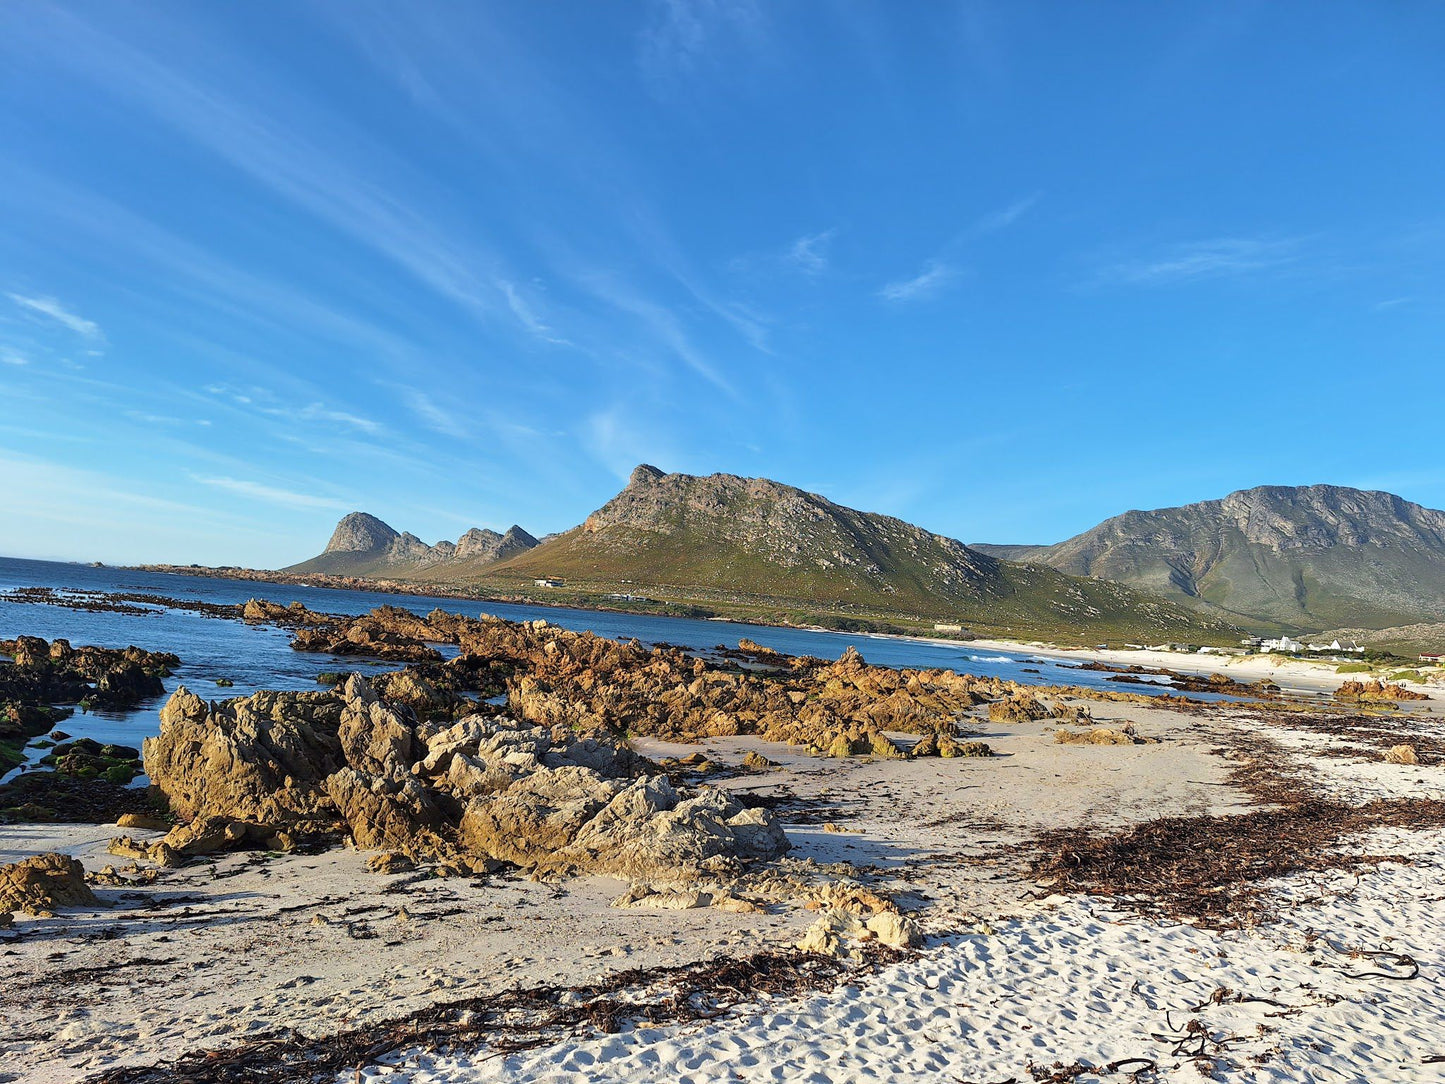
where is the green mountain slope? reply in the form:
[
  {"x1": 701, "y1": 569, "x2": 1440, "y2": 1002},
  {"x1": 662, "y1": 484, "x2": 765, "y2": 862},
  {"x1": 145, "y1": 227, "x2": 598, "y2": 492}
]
[
  {"x1": 975, "y1": 485, "x2": 1445, "y2": 630},
  {"x1": 485, "y1": 465, "x2": 1235, "y2": 641}
]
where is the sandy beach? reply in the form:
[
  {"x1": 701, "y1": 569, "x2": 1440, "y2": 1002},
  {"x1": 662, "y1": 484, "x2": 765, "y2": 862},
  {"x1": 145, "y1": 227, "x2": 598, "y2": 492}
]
[{"x1": 4, "y1": 672, "x2": 1443, "y2": 1083}]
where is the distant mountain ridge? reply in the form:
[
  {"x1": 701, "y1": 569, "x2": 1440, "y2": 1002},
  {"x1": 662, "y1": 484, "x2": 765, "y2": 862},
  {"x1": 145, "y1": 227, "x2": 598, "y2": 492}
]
[
  {"x1": 973, "y1": 484, "x2": 1445, "y2": 629},
  {"x1": 287, "y1": 512, "x2": 538, "y2": 577},
  {"x1": 485, "y1": 464, "x2": 1233, "y2": 638}
]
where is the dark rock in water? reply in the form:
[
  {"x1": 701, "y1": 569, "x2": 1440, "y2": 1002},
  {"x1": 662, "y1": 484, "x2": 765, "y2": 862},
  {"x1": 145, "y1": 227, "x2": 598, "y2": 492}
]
[{"x1": 0, "y1": 772, "x2": 168, "y2": 824}]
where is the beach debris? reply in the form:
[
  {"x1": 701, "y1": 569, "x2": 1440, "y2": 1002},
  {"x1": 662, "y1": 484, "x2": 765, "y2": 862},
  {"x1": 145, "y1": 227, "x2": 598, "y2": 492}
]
[
  {"x1": 0, "y1": 852, "x2": 98, "y2": 916},
  {"x1": 84, "y1": 947, "x2": 905, "y2": 1084},
  {"x1": 1384, "y1": 744, "x2": 1420, "y2": 765},
  {"x1": 1029, "y1": 796, "x2": 1445, "y2": 927}
]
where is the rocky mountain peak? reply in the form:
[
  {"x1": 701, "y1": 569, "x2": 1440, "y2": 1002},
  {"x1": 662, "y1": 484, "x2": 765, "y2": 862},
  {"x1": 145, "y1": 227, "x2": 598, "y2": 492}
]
[
  {"x1": 629, "y1": 463, "x2": 666, "y2": 488},
  {"x1": 292, "y1": 514, "x2": 540, "y2": 577},
  {"x1": 324, "y1": 512, "x2": 400, "y2": 554}
]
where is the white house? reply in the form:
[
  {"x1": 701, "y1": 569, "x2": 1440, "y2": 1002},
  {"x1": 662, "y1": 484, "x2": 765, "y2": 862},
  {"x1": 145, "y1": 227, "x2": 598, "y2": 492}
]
[
  {"x1": 1260, "y1": 636, "x2": 1305, "y2": 653},
  {"x1": 1307, "y1": 638, "x2": 1365, "y2": 654}
]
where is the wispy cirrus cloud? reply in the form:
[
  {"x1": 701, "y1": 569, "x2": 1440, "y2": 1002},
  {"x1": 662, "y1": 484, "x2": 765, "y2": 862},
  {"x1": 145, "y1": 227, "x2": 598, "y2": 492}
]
[
  {"x1": 1, "y1": 347, "x2": 30, "y2": 366},
  {"x1": 1094, "y1": 237, "x2": 1302, "y2": 286},
  {"x1": 399, "y1": 388, "x2": 468, "y2": 439},
  {"x1": 973, "y1": 193, "x2": 1039, "y2": 235},
  {"x1": 787, "y1": 229, "x2": 836, "y2": 275},
  {"x1": 8, "y1": 293, "x2": 104, "y2": 340},
  {"x1": 878, "y1": 259, "x2": 959, "y2": 303},
  {"x1": 188, "y1": 473, "x2": 351, "y2": 510},
  {"x1": 639, "y1": 0, "x2": 769, "y2": 81},
  {"x1": 498, "y1": 280, "x2": 570, "y2": 345},
  {"x1": 203, "y1": 383, "x2": 384, "y2": 435},
  {"x1": 875, "y1": 194, "x2": 1034, "y2": 304}
]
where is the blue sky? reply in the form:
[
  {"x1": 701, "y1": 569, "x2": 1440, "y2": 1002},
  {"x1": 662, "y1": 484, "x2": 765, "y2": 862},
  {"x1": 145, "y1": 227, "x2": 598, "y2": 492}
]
[{"x1": 2, "y1": 2, "x2": 1443, "y2": 566}]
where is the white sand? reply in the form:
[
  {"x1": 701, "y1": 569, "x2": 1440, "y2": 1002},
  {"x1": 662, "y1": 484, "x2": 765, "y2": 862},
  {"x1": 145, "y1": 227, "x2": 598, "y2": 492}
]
[
  {"x1": 967, "y1": 637, "x2": 1430, "y2": 701},
  {"x1": 4, "y1": 695, "x2": 1445, "y2": 1083},
  {"x1": 377, "y1": 827, "x2": 1444, "y2": 1083}
]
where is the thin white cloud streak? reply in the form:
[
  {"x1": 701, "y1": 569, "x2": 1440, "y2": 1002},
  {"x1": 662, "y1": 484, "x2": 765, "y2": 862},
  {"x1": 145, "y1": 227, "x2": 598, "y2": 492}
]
[
  {"x1": 874, "y1": 194, "x2": 1034, "y2": 304},
  {"x1": 788, "y1": 229, "x2": 836, "y2": 275},
  {"x1": 202, "y1": 383, "x2": 384, "y2": 436},
  {"x1": 638, "y1": 0, "x2": 770, "y2": 81},
  {"x1": 878, "y1": 259, "x2": 958, "y2": 302},
  {"x1": 188, "y1": 473, "x2": 352, "y2": 510},
  {"x1": 498, "y1": 280, "x2": 570, "y2": 345},
  {"x1": 400, "y1": 388, "x2": 469, "y2": 439},
  {"x1": 8, "y1": 293, "x2": 104, "y2": 339},
  {"x1": 1, "y1": 348, "x2": 29, "y2": 366},
  {"x1": 973, "y1": 194, "x2": 1039, "y2": 235},
  {"x1": 19, "y1": 9, "x2": 523, "y2": 334},
  {"x1": 1096, "y1": 238, "x2": 1301, "y2": 286},
  {"x1": 573, "y1": 271, "x2": 739, "y2": 398}
]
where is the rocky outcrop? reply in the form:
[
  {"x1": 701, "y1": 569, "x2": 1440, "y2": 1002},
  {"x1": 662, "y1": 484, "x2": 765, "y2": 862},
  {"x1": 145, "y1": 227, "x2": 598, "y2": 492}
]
[
  {"x1": 291, "y1": 606, "x2": 444, "y2": 664},
  {"x1": 1054, "y1": 725, "x2": 1156, "y2": 746},
  {"x1": 136, "y1": 676, "x2": 790, "y2": 879},
  {"x1": 1335, "y1": 680, "x2": 1429, "y2": 702},
  {"x1": 0, "y1": 852, "x2": 97, "y2": 915},
  {"x1": 1, "y1": 637, "x2": 179, "y2": 771},
  {"x1": 144, "y1": 686, "x2": 346, "y2": 831},
  {"x1": 1385, "y1": 744, "x2": 1420, "y2": 765},
  {"x1": 0, "y1": 637, "x2": 178, "y2": 711}
]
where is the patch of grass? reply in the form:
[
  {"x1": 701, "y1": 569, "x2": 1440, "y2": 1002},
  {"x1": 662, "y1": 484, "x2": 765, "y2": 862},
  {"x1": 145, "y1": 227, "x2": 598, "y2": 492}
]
[
  {"x1": 1336, "y1": 662, "x2": 1372, "y2": 674},
  {"x1": 1389, "y1": 670, "x2": 1426, "y2": 683}
]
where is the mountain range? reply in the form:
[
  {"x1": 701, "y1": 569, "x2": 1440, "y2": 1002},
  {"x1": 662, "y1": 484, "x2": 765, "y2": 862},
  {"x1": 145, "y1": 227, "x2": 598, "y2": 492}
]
[
  {"x1": 286, "y1": 513, "x2": 539, "y2": 578},
  {"x1": 288, "y1": 474, "x2": 1445, "y2": 639},
  {"x1": 287, "y1": 466, "x2": 1234, "y2": 642},
  {"x1": 972, "y1": 484, "x2": 1445, "y2": 629}
]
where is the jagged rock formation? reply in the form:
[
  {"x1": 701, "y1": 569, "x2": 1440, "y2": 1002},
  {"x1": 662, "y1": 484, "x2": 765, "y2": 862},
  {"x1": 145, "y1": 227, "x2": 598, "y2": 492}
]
[
  {"x1": 0, "y1": 852, "x2": 97, "y2": 915},
  {"x1": 262, "y1": 603, "x2": 1099, "y2": 758},
  {"x1": 490, "y1": 465, "x2": 1232, "y2": 639},
  {"x1": 974, "y1": 485, "x2": 1445, "y2": 629},
  {"x1": 134, "y1": 676, "x2": 790, "y2": 881},
  {"x1": 286, "y1": 513, "x2": 538, "y2": 579}
]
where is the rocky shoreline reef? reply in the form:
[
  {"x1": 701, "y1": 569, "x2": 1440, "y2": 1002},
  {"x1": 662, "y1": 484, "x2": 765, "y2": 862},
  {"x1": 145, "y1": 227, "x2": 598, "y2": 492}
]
[
  {"x1": 0, "y1": 636, "x2": 178, "y2": 777},
  {"x1": 271, "y1": 602, "x2": 1095, "y2": 757},
  {"x1": 120, "y1": 674, "x2": 791, "y2": 887}
]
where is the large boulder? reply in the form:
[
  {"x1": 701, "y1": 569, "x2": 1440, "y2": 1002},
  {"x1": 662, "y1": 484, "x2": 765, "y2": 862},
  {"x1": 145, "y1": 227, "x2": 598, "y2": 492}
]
[
  {"x1": 0, "y1": 852, "x2": 97, "y2": 915},
  {"x1": 143, "y1": 687, "x2": 346, "y2": 831},
  {"x1": 562, "y1": 786, "x2": 789, "y2": 879},
  {"x1": 458, "y1": 766, "x2": 622, "y2": 866}
]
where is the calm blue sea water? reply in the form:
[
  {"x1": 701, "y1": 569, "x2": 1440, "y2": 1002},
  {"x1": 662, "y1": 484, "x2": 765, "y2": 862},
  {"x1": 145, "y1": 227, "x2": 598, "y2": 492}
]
[{"x1": 0, "y1": 556, "x2": 1191, "y2": 773}]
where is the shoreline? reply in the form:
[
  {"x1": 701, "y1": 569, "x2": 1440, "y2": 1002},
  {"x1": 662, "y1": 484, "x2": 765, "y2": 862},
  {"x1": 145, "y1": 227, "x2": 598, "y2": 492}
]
[{"x1": 64, "y1": 561, "x2": 1444, "y2": 696}]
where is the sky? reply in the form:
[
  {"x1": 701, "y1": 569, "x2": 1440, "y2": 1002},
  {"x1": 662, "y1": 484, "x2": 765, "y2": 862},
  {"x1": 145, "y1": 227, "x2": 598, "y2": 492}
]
[{"x1": 2, "y1": 1, "x2": 1443, "y2": 567}]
